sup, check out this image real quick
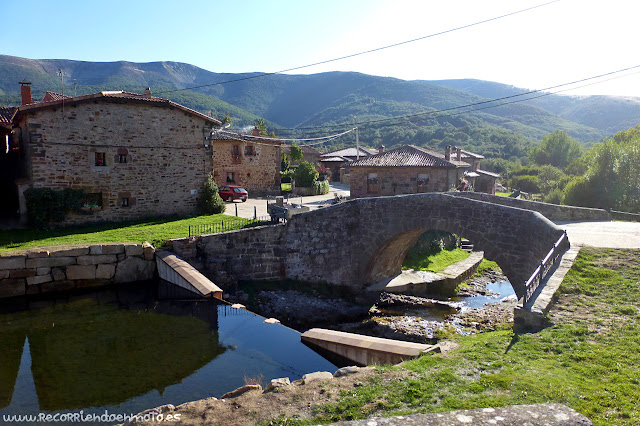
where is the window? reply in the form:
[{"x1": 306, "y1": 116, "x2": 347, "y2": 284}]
[
  {"x1": 367, "y1": 173, "x2": 379, "y2": 194},
  {"x1": 82, "y1": 192, "x2": 103, "y2": 211},
  {"x1": 95, "y1": 152, "x2": 106, "y2": 167},
  {"x1": 226, "y1": 172, "x2": 235, "y2": 183},
  {"x1": 245, "y1": 145, "x2": 254, "y2": 156},
  {"x1": 119, "y1": 154, "x2": 127, "y2": 163},
  {"x1": 232, "y1": 145, "x2": 240, "y2": 155},
  {"x1": 231, "y1": 145, "x2": 241, "y2": 163},
  {"x1": 121, "y1": 197, "x2": 129, "y2": 207},
  {"x1": 417, "y1": 174, "x2": 430, "y2": 193}
]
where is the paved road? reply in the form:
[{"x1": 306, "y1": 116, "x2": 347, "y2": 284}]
[
  {"x1": 555, "y1": 220, "x2": 640, "y2": 249},
  {"x1": 223, "y1": 182, "x2": 350, "y2": 219}
]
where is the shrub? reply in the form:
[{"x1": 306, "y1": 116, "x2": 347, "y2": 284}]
[
  {"x1": 544, "y1": 188, "x2": 564, "y2": 205},
  {"x1": 293, "y1": 161, "x2": 318, "y2": 187},
  {"x1": 313, "y1": 180, "x2": 330, "y2": 195},
  {"x1": 280, "y1": 169, "x2": 294, "y2": 183},
  {"x1": 197, "y1": 174, "x2": 226, "y2": 214},
  {"x1": 510, "y1": 175, "x2": 540, "y2": 193},
  {"x1": 24, "y1": 187, "x2": 86, "y2": 229}
]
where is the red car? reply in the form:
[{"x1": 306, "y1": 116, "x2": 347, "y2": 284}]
[{"x1": 218, "y1": 185, "x2": 248, "y2": 202}]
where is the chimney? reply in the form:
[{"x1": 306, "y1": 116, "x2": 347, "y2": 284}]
[
  {"x1": 252, "y1": 126, "x2": 260, "y2": 136},
  {"x1": 456, "y1": 147, "x2": 462, "y2": 161},
  {"x1": 142, "y1": 87, "x2": 152, "y2": 98},
  {"x1": 378, "y1": 145, "x2": 385, "y2": 153},
  {"x1": 445, "y1": 145, "x2": 451, "y2": 161},
  {"x1": 20, "y1": 81, "x2": 32, "y2": 105}
]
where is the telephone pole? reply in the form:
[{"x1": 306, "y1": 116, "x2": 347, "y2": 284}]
[{"x1": 353, "y1": 116, "x2": 360, "y2": 160}]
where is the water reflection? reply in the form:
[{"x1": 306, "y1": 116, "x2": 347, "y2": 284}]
[{"x1": 0, "y1": 283, "x2": 336, "y2": 419}]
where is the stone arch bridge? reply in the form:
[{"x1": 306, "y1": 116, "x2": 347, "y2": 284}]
[{"x1": 173, "y1": 193, "x2": 569, "y2": 299}]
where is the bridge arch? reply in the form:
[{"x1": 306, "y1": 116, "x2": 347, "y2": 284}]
[{"x1": 284, "y1": 193, "x2": 567, "y2": 299}]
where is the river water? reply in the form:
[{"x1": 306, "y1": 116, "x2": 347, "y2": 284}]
[{"x1": 0, "y1": 283, "x2": 336, "y2": 423}]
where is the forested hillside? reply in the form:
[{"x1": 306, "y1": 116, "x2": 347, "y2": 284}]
[{"x1": 2, "y1": 55, "x2": 640, "y2": 160}]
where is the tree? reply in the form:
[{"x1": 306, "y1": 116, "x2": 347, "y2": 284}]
[
  {"x1": 197, "y1": 174, "x2": 226, "y2": 214},
  {"x1": 280, "y1": 152, "x2": 290, "y2": 172},
  {"x1": 529, "y1": 130, "x2": 582, "y2": 169},
  {"x1": 293, "y1": 161, "x2": 319, "y2": 187},
  {"x1": 290, "y1": 145, "x2": 303, "y2": 162},
  {"x1": 254, "y1": 118, "x2": 268, "y2": 136},
  {"x1": 221, "y1": 112, "x2": 232, "y2": 126}
]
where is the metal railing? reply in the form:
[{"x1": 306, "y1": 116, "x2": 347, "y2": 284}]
[
  {"x1": 188, "y1": 215, "x2": 280, "y2": 237},
  {"x1": 523, "y1": 230, "x2": 568, "y2": 308}
]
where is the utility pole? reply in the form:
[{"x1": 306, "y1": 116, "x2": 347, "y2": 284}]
[
  {"x1": 58, "y1": 70, "x2": 65, "y2": 118},
  {"x1": 354, "y1": 116, "x2": 360, "y2": 160}
]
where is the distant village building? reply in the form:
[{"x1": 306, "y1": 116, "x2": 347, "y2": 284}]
[
  {"x1": 209, "y1": 127, "x2": 282, "y2": 195},
  {"x1": 1, "y1": 83, "x2": 222, "y2": 225},
  {"x1": 349, "y1": 144, "x2": 499, "y2": 198},
  {"x1": 319, "y1": 146, "x2": 378, "y2": 182}
]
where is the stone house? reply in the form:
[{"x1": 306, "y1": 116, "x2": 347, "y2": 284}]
[
  {"x1": 320, "y1": 146, "x2": 378, "y2": 182},
  {"x1": 349, "y1": 145, "x2": 471, "y2": 198},
  {"x1": 209, "y1": 128, "x2": 282, "y2": 195},
  {"x1": 2, "y1": 83, "x2": 222, "y2": 226},
  {"x1": 350, "y1": 145, "x2": 500, "y2": 198}
]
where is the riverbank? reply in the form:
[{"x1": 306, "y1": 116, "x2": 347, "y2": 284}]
[{"x1": 128, "y1": 247, "x2": 640, "y2": 425}]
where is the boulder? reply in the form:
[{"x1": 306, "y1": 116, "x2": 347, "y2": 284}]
[
  {"x1": 221, "y1": 384, "x2": 262, "y2": 399},
  {"x1": 302, "y1": 371, "x2": 333, "y2": 384},
  {"x1": 264, "y1": 377, "x2": 291, "y2": 393},
  {"x1": 114, "y1": 257, "x2": 155, "y2": 283}
]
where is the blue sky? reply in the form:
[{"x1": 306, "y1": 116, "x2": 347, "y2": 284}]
[{"x1": 5, "y1": 0, "x2": 640, "y2": 96}]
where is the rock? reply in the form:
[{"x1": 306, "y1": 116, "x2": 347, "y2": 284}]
[
  {"x1": 334, "y1": 366, "x2": 362, "y2": 377},
  {"x1": 231, "y1": 303, "x2": 246, "y2": 309},
  {"x1": 77, "y1": 255, "x2": 118, "y2": 265},
  {"x1": 220, "y1": 384, "x2": 262, "y2": 399},
  {"x1": 302, "y1": 371, "x2": 333, "y2": 384},
  {"x1": 264, "y1": 318, "x2": 280, "y2": 324},
  {"x1": 142, "y1": 241, "x2": 155, "y2": 260},
  {"x1": 96, "y1": 264, "x2": 116, "y2": 279},
  {"x1": 90, "y1": 244, "x2": 125, "y2": 255},
  {"x1": 264, "y1": 377, "x2": 291, "y2": 392},
  {"x1": 124, "y1": 243, "x2": 144, "y2": 257},
  {"x1": 51, "y1": 267, "x2": 66, "y2": 281},
  {"x1": 26, "y1": 274, "x2": 52, "y2": 285},
  {"x1": 0, "y1": 279, "x2": 26, "y2": 298},
  {"x1": 114, "y1": 257, "x2": 155, "y2": 283},
  {"x1": 66, "y1": 265, "x2": 96, "y2": 280},
  {"x1": 0, "y1": 256, "x2": 26, "y2": 270}
]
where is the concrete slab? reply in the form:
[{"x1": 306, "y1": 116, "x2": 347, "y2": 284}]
[
  {"x1": 301, "y1": 328, "x2": 436, "y2": 366},
  {"x1": 156, "y1": 251, "x2": 222, "y2": 299}
]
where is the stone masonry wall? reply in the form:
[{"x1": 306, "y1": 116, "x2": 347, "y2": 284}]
[
  {"x1": 19, "y1": 100, "x2": 215, "y2": 225},
  {"x1": 449, "y1": 192, "x2": 611, "y2": 222},
  {"x1": 0, "y1": 243, "x2": 155, "y2": 299},
  {"x1": 169, "y1": 193, "x2": 566, "y2": 300},
  {"x1": 168, "y1": 224, "x2": 286, "y2": 285},
  {"x1": 350, "y1": 166, "x2": 462, "y2": 198},
  {"x1": 211, "y1": 139, "x2": 280, "y2": 195}
]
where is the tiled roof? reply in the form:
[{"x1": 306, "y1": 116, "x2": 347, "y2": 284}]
[
  {"x1": 460, "y1": 150, "x2": 484, "y2": 160},
  {"x1": 320, "y1": 156, "x2": 349, "y2": 163},
  {"x1": 350, "y1": 145, "x2": 470, "y2": 168},
  {"x1": 42, "y1": 91, "x2": 71, "y2": 102},
  {"x1": 0, "y1": 106, "x2": 16, "y2": 126},
  {"x1": 15, "y1": 90, "x2": 221, "y2": 125},
  {"x1": 476, "y1": 169, "x2": 501, "y2": 178},
  {"x1": 322, "y1": 146, "x2": 377, "y2": 158},
  {"x1": 209, "y1": 129, "x2": 282, "y2": 144}
]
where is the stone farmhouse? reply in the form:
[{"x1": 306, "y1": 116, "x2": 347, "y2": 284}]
[
  {"x1": 349, "y1": 144, "x2": 499, "y2": 198},
  {"x1": 1, "y1": 83, "x2": 224, "y2": 226},
  {"x1": 319, "y1": 145, "x2": 379, "y2": 183},
  {"x1": 209, "y1": 128, "x2": 282, "y2": 195}
]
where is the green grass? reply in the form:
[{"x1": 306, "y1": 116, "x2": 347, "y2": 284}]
[
  {"x1": 300, "y1": 247, "x2": 640, "y2": 425},
  {"x1": 0, "y1": 213, "x2": 244, "y2": 252},
  {"x1": 281, "y1": 182, "x2": 292, "y2": 191},
  {"x1": 495, "y1": 192, "x2": 511, "y2": 197},
  {"x1": 403, "y1": 248, "x2": 470, "y2": 273}
]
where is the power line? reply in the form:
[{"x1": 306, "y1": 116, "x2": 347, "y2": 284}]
[{"x1": 155, "y1": 1, "x2": 559, "y2": 95}]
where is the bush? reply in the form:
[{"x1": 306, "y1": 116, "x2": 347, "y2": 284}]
[
  {"x1": 544, "y1": 188, "x2": 565, "y2": 205},
  {"x1": 293, "y1": 161, "x2": 318, "y2": 187},
  {"x1": 280, "y1": 169, "x2": 294, "y2": 183},
  {"x1": 510, "y1": 175, "x2": 540, "y2": 193},
  {"x1": 197, "y1": 174, "x2": 226, "y2": 214},
  {"x1": 313, "y1": 180, "x2": 329, "y2": 195},
  {"x1": 24, "y1": 187, "x2": 86, "y2": 229},
  {"x1": 563, "y1": 176, "x2": 598, "y2": 208}
]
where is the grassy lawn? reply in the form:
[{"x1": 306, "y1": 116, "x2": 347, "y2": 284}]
[
  {"x1": 495, "y1": 191, "x2": 511, "y2": 197},
  {"x1": 0, "y1": 213, "x2": 245, "y2": 253},
  {"x1": 403, "y1": 248, "x2": 470, "y2": 273},
  {"x1": 298, "y1": 247, "x2": 640, "y2": 425},
  {"x1": 281, "y1": 182, "x2": 292, "y2": 191}
]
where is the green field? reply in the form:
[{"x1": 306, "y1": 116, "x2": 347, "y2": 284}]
[{"x1": 0, "y1": 213, "x2": 243, "y2": 253}]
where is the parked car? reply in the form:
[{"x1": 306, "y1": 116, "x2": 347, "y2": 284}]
[{"x1": 218, "y1": 185, "x2": 248, "y2": 202}]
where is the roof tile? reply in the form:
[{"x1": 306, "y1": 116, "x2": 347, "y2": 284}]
[{"x1": 349, "y1": 145, "x2": 469, "y2": 168}]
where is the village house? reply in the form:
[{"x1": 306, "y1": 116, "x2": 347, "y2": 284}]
[
  {"x1": 208, "y1": 128, "x2": 282, "y2": 195},
  {"x1": 1, "y1": 82, "x2": 223, "y2": 226},
  {"x1": 319, "y1": 145, "x2": 378, "y2": 183},
  {"x1": 349, "y1": 144, "x2": 499, "y2": 198}
]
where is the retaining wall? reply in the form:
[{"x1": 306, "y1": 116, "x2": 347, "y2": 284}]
[
  {"x1": 449, "y1": 192, "x2": 611, "y2": 222},
  {"x1": 0, "y1": 242, "x2": 156, "y2": 299}
]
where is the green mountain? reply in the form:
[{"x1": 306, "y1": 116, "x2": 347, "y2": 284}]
[{"x1": 2, "y1": 55, "x2": 638, "y2": 159}]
